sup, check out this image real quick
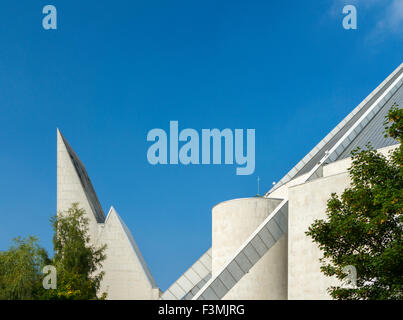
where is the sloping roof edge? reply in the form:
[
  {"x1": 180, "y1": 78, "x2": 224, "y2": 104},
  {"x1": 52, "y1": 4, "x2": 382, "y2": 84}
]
[
  {"x1": 57, "y1": 129, "x2": 106, "y2": 223},
  {"x1": 104, "y1": 206, "x2": 158, "y2": 289},
  {"x1": 266, "y1": 63, "x2": 403, "y2": 196}
]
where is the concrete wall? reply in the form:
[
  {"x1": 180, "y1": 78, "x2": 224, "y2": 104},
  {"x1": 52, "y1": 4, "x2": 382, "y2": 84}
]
[
  {"x1": 288, "y1": 172, "x2": 350, "y2": 299},
  {"x1": 57, "y1": 130, "x2": 159, "y2": 300},
  {"x1": 284, "y1": 144, "x2": 399, "y2": 299},
  {"x1": 212, "y1": 197, "x2": 287, "y2": 299},
  {"x1": 98, "y1": 208, "x2": 159, "y2": 300},
  {"x1": 57, "y1": 130, "x2": 101, "y2": 242},
  {"x1": 323, "y1": 144, "x2": 399, "y2": 177}
]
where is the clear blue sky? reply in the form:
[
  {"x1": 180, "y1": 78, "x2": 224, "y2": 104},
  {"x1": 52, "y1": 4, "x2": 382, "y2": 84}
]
[{"x1": 0, "y1": 0, "x2": 401, "y2": 290}]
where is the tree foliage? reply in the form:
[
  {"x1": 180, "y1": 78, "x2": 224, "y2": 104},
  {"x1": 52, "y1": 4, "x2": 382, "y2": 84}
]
[
  {"x1": 306, "y1": 104, "x2": 403, "y2": 300},
  {"x1": 43, "y1": 203, "x2": 107, "y2": 300},
  {"x1": 0, "y1": 204, "x2": 107, "y2": 300},
  {"x1": 0, "y1": 236, "x2": 49, "y2": 300}
]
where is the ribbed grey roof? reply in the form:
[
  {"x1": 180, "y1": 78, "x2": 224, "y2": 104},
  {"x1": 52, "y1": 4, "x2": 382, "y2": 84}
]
[
  {"x1": 161, "y1": 248, "x2": 212, "y2": 300},
  {"x1": 293, "y1": 66, "x2": 402, "y2": 177},
  {"x1": 267, "y1": 63, "x2": 403, "y2": 195},
  {"x1": 337, "y1": 84, "x2": 401, "y2": 159},
  {"x1": 182, "y1": 273, "x2": 212, "y2": 300}
]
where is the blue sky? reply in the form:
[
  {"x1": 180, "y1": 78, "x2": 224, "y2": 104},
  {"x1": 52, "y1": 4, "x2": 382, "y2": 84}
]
[{"x1": 0, "y1": 0, "x2": 401, "y2": 291}]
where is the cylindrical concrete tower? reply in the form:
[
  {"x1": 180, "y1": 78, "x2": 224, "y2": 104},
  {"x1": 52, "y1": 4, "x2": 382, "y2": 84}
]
[{"x1": 212, "y1": 197, "x2": 287, "y2": 299}]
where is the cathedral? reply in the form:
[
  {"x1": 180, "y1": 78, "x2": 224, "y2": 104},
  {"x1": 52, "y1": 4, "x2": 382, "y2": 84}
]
[{"x1": 57, "y1": 63, "x2": 402, "y2": 300}]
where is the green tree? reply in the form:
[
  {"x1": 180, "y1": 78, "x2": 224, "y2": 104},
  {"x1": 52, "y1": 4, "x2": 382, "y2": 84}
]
[
  {"x1": 0, "y1": 204, "x2": 107, "y2": 300},
  {"x1": 41, "y1": 203, "x2": 107, "y2": 300},
  {"x1": 306, "y1": 104, "x2": 403, "y2": 300},
  {"x1": 0, "y1": 236, "x2": 50, "y2": 300}
]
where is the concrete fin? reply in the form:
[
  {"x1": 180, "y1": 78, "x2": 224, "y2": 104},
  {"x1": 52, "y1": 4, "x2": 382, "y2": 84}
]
[
  {"x1": 57, "y1": 129, "x2": 105, "y2": 223},
  {"x1": 103, "y1": 206, "x2": 157, "y2": 290}
]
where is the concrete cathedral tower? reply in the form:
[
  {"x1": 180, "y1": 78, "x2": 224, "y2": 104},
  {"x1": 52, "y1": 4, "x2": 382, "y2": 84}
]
[
  {"x1": 56, "y1": 62, "x2": 402, "y2": 300},
  {"x1": 187, "y1": 63, "x2": 402, "y2": 300},
  {"x1": 57, "y1": 129, "x2": 160, "y2": 299}
]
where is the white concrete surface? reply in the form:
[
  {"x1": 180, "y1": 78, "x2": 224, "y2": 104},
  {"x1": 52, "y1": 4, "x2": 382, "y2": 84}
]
[
  {"x1": 288, "y1": 172, "x2": 350, "y2": 299},
  {"x1": 212, "y1": 197, "x2": 287, "y2": 299},
  {"x1": 98, "y1": 207, "x2": 159, "y2": 299},
  {"x1": 57, "y1": 129, "x2": 159, "y2": 300},
  {"x1": 57, "y1": 129, "x2": 102, "y2": 241},
  {"x1": 323, "y1": 144, "x2": 399, "y2": 177}
]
